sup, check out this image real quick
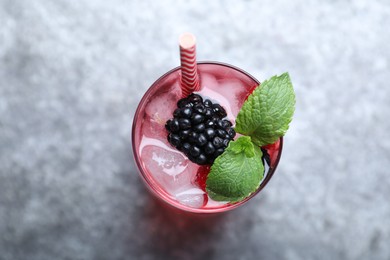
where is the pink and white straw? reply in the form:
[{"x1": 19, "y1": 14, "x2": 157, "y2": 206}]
[{"x1": 179, "y1": 33, "x2": 200, "y2": 97}]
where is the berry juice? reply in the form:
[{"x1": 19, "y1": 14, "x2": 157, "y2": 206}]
[{"x1": 132, "y1": 62, "x2": 282, "y2": 213}]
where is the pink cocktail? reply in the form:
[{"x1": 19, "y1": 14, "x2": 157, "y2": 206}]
[{"x1": 132, "y1": 62, "x2": 282, "y2": 213}]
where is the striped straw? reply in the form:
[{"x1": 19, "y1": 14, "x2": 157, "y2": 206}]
[{"x1": 179, "y1": 33, "x2": 200, "y2": 97}]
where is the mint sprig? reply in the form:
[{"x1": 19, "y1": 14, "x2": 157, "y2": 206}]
[
  {"x1": 205, "y1": 72, "x2": 295, "y2": 203},
  {"x1": 206, "y1": 136, "x2": 264, "y2": 203},
  {"x1": 235, "y1": 72, "x2": 295, "y2": 146}
]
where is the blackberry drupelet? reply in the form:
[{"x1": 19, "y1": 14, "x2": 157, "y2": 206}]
[{"x1": 165, "y1": 93, "x2": 236, "y2": 165}]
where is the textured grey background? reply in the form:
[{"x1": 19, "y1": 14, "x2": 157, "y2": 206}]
[{"x1": 1, "y1": 0, "x2": 389, "y2": 259}]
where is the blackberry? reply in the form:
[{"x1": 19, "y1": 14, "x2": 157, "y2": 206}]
[
  {"x1": 196, "y1": 154, "x2": 207, "y2": 165},
  {"x1": 173, "y1": 108, "x2": 181, "y2": 117},
  {"x1": 227, "y1": 128, "x2": 236, "y2": 138},
  {"x1": 178, "y1": 118, "x2": 191, "y2": 130},
  {"x1": 205, "y1": 120, "x2": 215, "y2": 128},
  {"x1": 181, "y1": 107, "x2": 192, "y2": 118},
  {"x1": 165, "y1": 93, "x2": 236, "y2": 165},
  {"x1": 168, "y1": 134, "x2": 181, "y2": 147},
  {"x1": 205, "y1": 108, "x2": 214, "y2": 118},
  {"x1": 204, "y1": 142, "x2": 215, "y2": 155},
  {"x1": 188, "y1": 94, "x2": 203, "y2": 104},
  {"x1": 196, "y1": 133, "x2": 208, "y2": 147},
  {"x1": 204, "y1": 99, "x2": 213, "y2": 107},
  {"x1": 205, "y1": 128, "x2": 216, "y2": 139},
  {"x1": 190, "y1": 146, "x2": 201, "y2": 157},
  {"x1": 166, "y1": 118, "x2": 180, "y2": 133},
  {"x1": 188, "y1": 132, "x2": 199, "y2": 143},
  {"x1": 212, "y1": 104, "x2": 227, "y2": 118},
  {"x1": 212, "y1": 137, "x2": 224, "y2": 148},
  {"x1": 214, "y1": 148, "x2": 225, "y2": 157},
  {"x1": 179, "y1": 129, "x2": 191, "y2": 140},
  {"x1": 181, "y1": 142, "x2": 191, "y2": 153},
  {"x1": 191, "y1": 114, "x2": 204, "y2": 124},
  {"x1": 193, "y1": 123, "x2": 205, "y2": 133},
  {"x1": 216, "y1": 129, "x2": 227, "y2": 138}
]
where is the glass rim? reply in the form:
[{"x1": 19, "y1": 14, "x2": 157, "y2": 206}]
[{"x1": 132, "y1": 61, "x2": 283, "y2": 214}]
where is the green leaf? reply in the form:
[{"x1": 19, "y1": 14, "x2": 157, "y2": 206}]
[
  {"x1": 235, "y1": 72, "x2": 295, "y2": 146},
  {"x1": 206, "y1": 136, "x2": 264, "y2": 203}
]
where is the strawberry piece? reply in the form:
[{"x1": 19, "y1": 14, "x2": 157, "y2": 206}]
[
  {"x1": 194, "y1": 165, "x2": 211, "y2": 191},
  {"x1": 262, "y1": 139, "x2": 280, "y2": 167},
  {"x1": 245, "y1": 84, "x2": 260, "y2": 101}
]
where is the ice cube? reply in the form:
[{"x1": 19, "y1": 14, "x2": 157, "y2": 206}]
[
  {"x1": 141, "y1": 113, "x2": 168, "y2": 141},
  {"x1": 140, "y1": 137, "x2": 195, "y2": 194},
  {"x1": 143, "y1": 86, "x2": 180, "y2": 138},
  {"x1": 215, "y1": 78, "x2": 247, "y2": 115},
  {"x1": 204, "y1": 198, "x2": 228, "y2": 208},
  {"x1": 145, "y1": 87, "x2": 180, "y2": 124},
  {"x1": 200, "y1": 72, "x2": 219, "y2": 90},
  {"x1": 198, "y1": 74, "x2": 247, "y2": 122},
  {"x1": 175, "y1": 187, "x2": 206, "y2": 209}
]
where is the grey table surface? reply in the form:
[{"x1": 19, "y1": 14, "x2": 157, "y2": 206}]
[{"x1": 1, "y1": 1, "x2": 390, "y2": 260}]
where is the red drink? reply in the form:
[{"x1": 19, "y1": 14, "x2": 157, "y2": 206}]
[{"x1": 132, "y1": 62, "x2": 282, "y2": 213}]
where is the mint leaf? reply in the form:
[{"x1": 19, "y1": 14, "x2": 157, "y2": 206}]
[
  {"x1": 235, "y1": 72, "x2": 295, "y2": 146},
  {"x1": 206, "y1": 136, "x2": 264, "y2": 203}
]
